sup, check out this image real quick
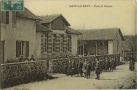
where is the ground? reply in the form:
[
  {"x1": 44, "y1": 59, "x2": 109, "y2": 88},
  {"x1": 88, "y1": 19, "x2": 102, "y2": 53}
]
[{"x1": 3, "y1": 62, "x2": 137, "y2": 90}]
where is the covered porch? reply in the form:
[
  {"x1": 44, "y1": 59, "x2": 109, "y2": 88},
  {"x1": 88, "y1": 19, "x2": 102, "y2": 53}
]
[{"x1": 78, "y1": 40, "x2": 113, "y2": 56}]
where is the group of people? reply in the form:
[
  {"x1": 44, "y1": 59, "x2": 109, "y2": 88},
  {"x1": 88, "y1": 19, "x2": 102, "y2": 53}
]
[
  {"x1": 19, "y1": 55, "x2": 35, "y2": 62},
  {"x1": 66, "y1": 57, "x2": 119, "y2": 80}
]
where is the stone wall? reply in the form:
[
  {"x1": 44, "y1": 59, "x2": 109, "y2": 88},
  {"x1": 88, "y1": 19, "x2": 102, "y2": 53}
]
[{"x1": 0, "y1": 60, "x2": 48, "y2": 88}]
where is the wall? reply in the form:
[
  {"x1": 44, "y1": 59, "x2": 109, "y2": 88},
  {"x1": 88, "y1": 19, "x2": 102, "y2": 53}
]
[
  {"x1": 51, "y1": 17, "x2": 65, "y2": 30},
  {"x1": 1, "y1": 24, "x2": 7, "y2": 64},
  {"x1": 1, "y1": 23, "x2": 13, "y2": 63},
  {"x1": 2, "y1": 17, "x2": 36, "y2": 62},
  {"x1": 71, "y1": 35, "x2": 78, "y2": 55},
  {"x1": 36, "y1": 32, "x2": 42, "y2": 59},
  {"x1": 1, "y1": 60, "x2": 48, "y2": 88},
  {"x1": 113, "y1": 32, "x2": 123, "y2": 54}
]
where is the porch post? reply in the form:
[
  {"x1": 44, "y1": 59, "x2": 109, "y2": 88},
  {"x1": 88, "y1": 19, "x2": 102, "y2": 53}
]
[
  {"x1": 95, "y1": 41, "x2": 97, "y2": 55},
  {"x1": 83, "y1": 41, "x2": 85, "y2": 56},
  {"x1": 79, "y1": 41, "x2": 81, "y2": 55},
  {"x1": 103, "y1": 40, "x2": 104, "y2": 55}
]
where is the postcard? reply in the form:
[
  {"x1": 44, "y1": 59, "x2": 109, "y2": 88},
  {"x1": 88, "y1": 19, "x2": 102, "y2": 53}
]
[{"x1": 0, "y1": 0, "x2": 137, "y2": 89}]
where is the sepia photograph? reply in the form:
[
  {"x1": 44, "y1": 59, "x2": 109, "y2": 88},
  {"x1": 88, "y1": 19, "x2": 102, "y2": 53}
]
[{"x1": 0, "y1": 0, "x2": 137, "y2": 89}]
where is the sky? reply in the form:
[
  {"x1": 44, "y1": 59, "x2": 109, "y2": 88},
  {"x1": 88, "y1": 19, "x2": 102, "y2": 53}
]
[{"x1": 24, "y1": 0, "x2": 137, "y2": 35}]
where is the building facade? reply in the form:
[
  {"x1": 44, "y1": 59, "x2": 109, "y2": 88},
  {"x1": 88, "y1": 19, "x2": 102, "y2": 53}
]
[
  {"x1": 38, "y1": 15, "x2": 81, "y2": 58},
  {"x1": 0, "y1": 10, "x2": 81, "y2": 63},
  {"x1": 0, "y1": 8, "x2": 39, "y2": 63},
  {"x1": 78, "y1": 28, "x2": 124, "y2": 56}
]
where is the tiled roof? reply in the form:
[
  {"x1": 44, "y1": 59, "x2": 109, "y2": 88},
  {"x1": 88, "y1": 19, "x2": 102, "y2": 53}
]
[
  {"x1": 78, "y1": 28, "x2": 124, "y2": 41},
  {"x1": 65, "y1": 27, "x2": 82, "y2": 35},
  {"x1": 16, "y1": 8, "x2": 39, "y2": 20},
  {"x1": 39, "y1": 14, "x2": 70, "y2": 26}
]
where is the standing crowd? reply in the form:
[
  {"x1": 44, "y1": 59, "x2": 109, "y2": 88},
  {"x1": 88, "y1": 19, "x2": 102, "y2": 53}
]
[{"x1": 66, "y1": 57, "x2": 119, "y2": 80}]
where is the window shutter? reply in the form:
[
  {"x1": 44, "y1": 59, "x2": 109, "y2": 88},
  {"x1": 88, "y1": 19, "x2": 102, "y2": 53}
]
[
  {"x1": 6, "y1": 11, "x2": 9, "y2": 24},
  {"x1": 26, "y1": 41, "x2": 29, "y2": 57},
  {"x1": 12, "y1": 12, "x2": 16, "y2": 27},
  {"x1": 16, "y1": 41, "x2": 21, "y2": 57}
]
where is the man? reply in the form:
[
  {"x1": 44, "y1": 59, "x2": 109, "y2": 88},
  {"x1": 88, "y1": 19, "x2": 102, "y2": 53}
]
[
  {"x1": 105, "y1": 58, "x2": 109, "y2": 71},
  {"x1": 110, "y1": 57, "x2": 114, "y2": 72},
  {"x1": 85, "y1": 61, "x2": 91, "y2": 79},
  {"x1": 70, "y1": 61, "x2": 76, "y2": 77},
  {"x1": 108, "y1": 59, "x2": 111, "y2": 72},
  {"x1": 113, "y1": 57, "x2": 117, "y2": 70},
  {"x1": 95, "y1": 60, "x2": 102, "y2": 80},
  {"x1": 78, "y1": 61, "x2": 83, "y2": 77},
  {"x1": 66, "y1": 60, "x2": 71, "y2": 75},
  {"x1": 82, "y1": 60, "x2": 87, "y2": 78}
]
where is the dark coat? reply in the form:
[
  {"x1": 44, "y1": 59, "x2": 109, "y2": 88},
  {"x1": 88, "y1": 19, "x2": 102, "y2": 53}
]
[
  {"x1": 95, "y1": 62, "x2": 102, "y2": 75},
  {"x1": 86, "y1": 63, "x2": 91, "y2": 72}
]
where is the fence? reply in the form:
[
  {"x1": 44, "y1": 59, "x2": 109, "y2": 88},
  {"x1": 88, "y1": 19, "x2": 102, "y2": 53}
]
[{"x1": 0, "y1": 60, "x2": 48, "y2": 88}]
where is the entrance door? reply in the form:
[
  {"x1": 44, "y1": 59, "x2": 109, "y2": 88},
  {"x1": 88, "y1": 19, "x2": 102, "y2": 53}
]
[{"x1": 0, "y1": 41, "x2": 4, "y2": 64}]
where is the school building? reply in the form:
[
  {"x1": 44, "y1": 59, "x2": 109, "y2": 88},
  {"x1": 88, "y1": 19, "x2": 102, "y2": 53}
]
[
  {"x1": 37, "y1": 14, "x2": 81, "y2": 58},
  {"x1": 0, "y1": 8, "x2": 81, "y2": 64}
]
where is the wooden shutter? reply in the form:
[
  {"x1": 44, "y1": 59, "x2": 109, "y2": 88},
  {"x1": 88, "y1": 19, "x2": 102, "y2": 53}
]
[
  {"x1": 12, "y1": 12, "x2": 16, "y2": 27},
  {"x1": 0, "y1": 41, "x2": 5, "y2": 64},
  {"x1": 26, "y1": 41, "x2": 29, "y2": 57},
  {"x1": 16, "y1": 41, "x2": 21, "y2": 57},
  {"x1": 6, "y1": 11, "x2": 9, "y2": 24}
]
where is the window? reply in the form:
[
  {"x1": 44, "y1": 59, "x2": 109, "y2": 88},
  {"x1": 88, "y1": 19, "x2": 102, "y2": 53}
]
[
  {"x1": 6, "y1": 11, "x2": 9, "y2": 24},
  {"x1": 67, "y1": 35, "x2": 71, "y2": 52},
  {"x1": 53, "y1": 34, "x2": 57, "y2": 52},
  {"x1": 60, "y1": 34, "x2": 64, "y2": 52},
  {"x1": 16, "y1": 41, "x2": 29, "y2": 57},
  {"x1": 41, "y1": 33, "x2": 48, "y2": 53}
]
